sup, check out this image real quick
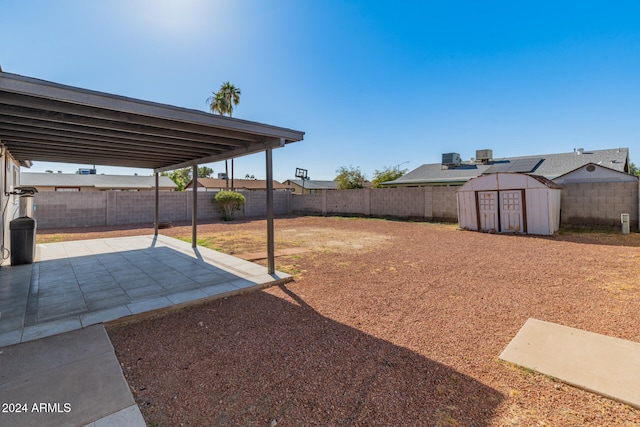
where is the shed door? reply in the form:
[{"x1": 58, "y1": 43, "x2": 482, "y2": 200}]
[
  {"x1": 500, "y1": 190, "x2": 524, "y2": 232},
  {"x1": 478, "y1": 191, "x2": 498, "y2": 231}
]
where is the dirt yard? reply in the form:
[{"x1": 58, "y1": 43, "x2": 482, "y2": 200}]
[{"x1": 39, "y1": 216, "x2": 640, "y2": 426}]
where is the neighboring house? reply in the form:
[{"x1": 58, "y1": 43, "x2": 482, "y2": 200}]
[
  {"x1": 382, "y1": 148, "x2": 631, "y2": 187},
  {"x1": 554, "y1": 163, "x2": 638, "y2": 184},
  {"x1": 284, "y1": 179, "x2": 338, "y2": 194},
  {"x1": 185, "y1": 178, "x2": 289, "y2": 191},
  {"x1": 20, "y1": 172, "x2": 177, "y2": 192}
]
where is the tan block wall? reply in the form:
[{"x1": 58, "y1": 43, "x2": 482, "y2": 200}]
[
  {"x1": 31, "y1": 182, "x2": 640, "y2": 230},
  {"x1": 290, "y1": 187, "x2": 460, "y2": 222},
  {"x1": 560, "y1": 181, "x2": 638, "y2": 229},
  {"x1": 34, "y1": 190, "x2": 291, "y2": 229},
  {"x1": 290, "y1": 193, "x2": 323, "y2": 213}
]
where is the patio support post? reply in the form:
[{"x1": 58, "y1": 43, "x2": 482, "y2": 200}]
[
  {"x1": 192, "y1": 163, "x2": 197, "y2": 248},
  {"x1": 266, "y1": 146, "x2": 275, "y2": 274},
  {"x1": 154, "y1": 172, "x2": 159, "y2": 236}
]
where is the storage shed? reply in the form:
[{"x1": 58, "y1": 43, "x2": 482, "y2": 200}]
[{"x1": 457, "y1": 173, "x2": 562, "y2": 235}]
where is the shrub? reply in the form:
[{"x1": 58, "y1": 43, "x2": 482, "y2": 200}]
[{"x1": 214, "y1": 191, "x2": 246, "y2": 221}]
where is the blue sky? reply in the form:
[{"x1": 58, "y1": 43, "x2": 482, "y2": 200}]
[{"x1": 2, "y1": 0, "x2": 639, "y2": 181}]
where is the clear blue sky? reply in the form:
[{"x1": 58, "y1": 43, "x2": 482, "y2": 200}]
[{"x1": 2, "y1": 0, "x2": 639, "y2": 181}]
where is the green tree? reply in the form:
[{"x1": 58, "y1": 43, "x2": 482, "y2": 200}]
[
  {"x1": 214, "y1": 190, "x2": 246, "y2": 221},
  {"x1": 163, "y1": 166, "x2": 213, "y2": 191},
  {"x1": 163, "y1": 168, "x2": 191, "y2": 191},
  {"x1": 218, "y1": 82, "x2": 241, "y2": 118},
  {"x1": 371, "y1": 165, "x2": 408, "y2": 188},
  {"x1": 630, "y1": 162, "x2": 640, "y2": 176},
  {"x1": 334, "y1": 166, "x2": 366, "y2": 189},
  {"x1": 198, "y1": 165, "x2": 214, "y2": 178},
  {"x1": 207, "y1": 81, "x2": 241, "y2": 188}
]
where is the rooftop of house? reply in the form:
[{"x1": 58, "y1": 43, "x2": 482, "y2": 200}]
[
  {"x1": 285, "y1": 179, "x2": 339, "y2": 190},
  {"x1": 189, "y1": 178, "x2": 289, "y2": 190},
  {"x1": 20, "y1": 172, "x2": 177, "y2": 189},
  {"x1": 383, "y1": 147, "x2": 630, "y2": 186}
]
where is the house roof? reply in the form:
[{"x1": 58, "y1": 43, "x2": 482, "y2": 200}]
[
  {"x1": 384, "y1": 163, "x2": 494, "y2": 185},
  {"x1": 189, "y1": 178, "x2": 289, "y2": 190},
  {"x1": 502, "y1": 148, "x2": 628, "y2": 179},
  {"x1": 21, "y1": 172, "x2": 177, "y2": 189},
  {"x1": 383, "y1": 148, "x2": 630, "y2": 185},
  {"x1": 285, "y1": 179, "x2": 339, "y2": 190},
  {"x1": 0, "y1": 71, "x2": 304, "y2": 172}
]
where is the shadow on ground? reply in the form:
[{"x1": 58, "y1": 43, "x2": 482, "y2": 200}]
[{"x1": 109, "y1": 285, "x2": 504, "y2": 426}]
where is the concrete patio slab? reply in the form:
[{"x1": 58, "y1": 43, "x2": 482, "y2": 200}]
[
  {"x1": 499, "y1": 317, "x2": 640, "y2": 409},
  {"x1": 0, "y1": 324, "x2": 144, "y2": 427},
  {"x1": 0, "y1": 234, "x2": 292, "y2": 347}
]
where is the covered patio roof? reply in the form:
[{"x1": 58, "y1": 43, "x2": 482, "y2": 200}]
[
  {"x1": 0, "y1": 70, "x2": 304, "y2": 273},
  {"x1": 0, "y1": 71, "x2": 304, "y2": 172}
]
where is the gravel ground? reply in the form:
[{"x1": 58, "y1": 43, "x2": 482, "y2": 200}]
[{"x1": 41, "y1": 217, "x2": 640, "y2": 426}]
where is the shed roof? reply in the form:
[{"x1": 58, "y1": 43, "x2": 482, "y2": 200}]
[
  {"x1": 458, "y1": 172, "x2": 562, "y2": 192},
  {"x1": 21, "y1": 172, "x2": 177, "y2": 189},
  {"x1": 0, "y1": 71, "x2": 304, "y2": 172}
]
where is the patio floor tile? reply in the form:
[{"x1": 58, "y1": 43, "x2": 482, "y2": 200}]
[
  {"x1": 127, "y1": 296, "x2": 173, "y2": 314},
  {"x1": 1, "y1": 235, "x2": 291, "y2": 346},
  {"x1": 80, "y1": 305, "x2": 133, "y2": 327}
]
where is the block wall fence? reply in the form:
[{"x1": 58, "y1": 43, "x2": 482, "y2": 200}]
[
  {"x1": 32, "y1": 181, "x2": 639, "y2": 231},
  {"x1": 33, "y1": 191, "x2": 290, "y2": 229}
]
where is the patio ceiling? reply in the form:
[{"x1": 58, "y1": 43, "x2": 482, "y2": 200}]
[{"x1": 0, "y1": 71, "x2": 304, "y2": 172}]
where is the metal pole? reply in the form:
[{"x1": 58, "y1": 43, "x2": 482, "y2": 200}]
[
  {"x1": 154, "y1": 172, "x2": 159, "y2": 236},
  {"x1": 192, "y1": 164, "x2": 197, "y2": 248},
  {"x1": 266, "y1": 147, "x2": 275, "y2": 274}
]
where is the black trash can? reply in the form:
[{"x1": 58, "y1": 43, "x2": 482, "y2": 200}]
[{"x1": 10, "y1": 217, "x2": 36, "y2": 265}]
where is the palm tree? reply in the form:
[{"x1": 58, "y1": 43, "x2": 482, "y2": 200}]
[
  {"x1": 207, "y1": 91, "x2": 227, "y2": 115},
  {"x1": 207, "y1": 82, "x2": 241, "y2": 189},
  {"x1": 219, "y1": 82, "x2": 241, "y2": 117}
]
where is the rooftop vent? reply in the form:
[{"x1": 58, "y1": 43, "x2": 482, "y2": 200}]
[
  {"x1": 442, "y1": 153, "x2": 461, "y2": 168},
  {"x1": 77, "y1": 168, "x2": 97, "y2": 175},
  {"x1": 476, "y1": 149, "x2": 493, "y2": 163},
  {"x1": 575, "y1": 148, "x2": 584, "y2": 155}
]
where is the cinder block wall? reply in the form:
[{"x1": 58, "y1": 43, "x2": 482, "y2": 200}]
[
  {"x1": 34, "y1": 190, "x2": 289, "y2": 229},
  {"x1": 33, "y1": 182, "x2": 640, "y2": 230},
  {"x1": 560, "y1": 181, "x2": 639, "y2": 229},
  {"x1": 35, "y1": 192, "x2": 107, "y2": 228},
  {"x1": 290, "y1": 187, "x2": 460, "y2": 221},
  {"x1": 326, "y1": 189, "x2": 366, "y2": 215},
  {"x1": 290, "y1": 193, "x2": 323, "y2": 213},
  {"x1": 370, "y1": 187, "x2": 425, "y2": 218}
]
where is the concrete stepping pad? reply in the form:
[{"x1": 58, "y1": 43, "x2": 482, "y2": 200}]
[{"x1": 499, "y1": 318, "x2": 640, "y2": 409}]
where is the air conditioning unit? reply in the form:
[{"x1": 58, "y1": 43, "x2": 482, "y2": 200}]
[
  {"x1": 442, "y1": 152, "x2": 461, "y2": 166},
  {"x1": 218, "y1": 173, "x2": 227, "y2": 179},
  {"x1": 476, "y1": 149, "x2": 493, "y2": 161}
]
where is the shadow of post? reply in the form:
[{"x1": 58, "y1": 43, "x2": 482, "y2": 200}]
[{"x1": 109, "y1": 287, "x2": 505, "y2": 426}]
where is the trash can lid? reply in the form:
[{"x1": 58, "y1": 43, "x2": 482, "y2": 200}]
[{"x1": 9, "y1": 217, "x2": 36, "y2": 230}]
